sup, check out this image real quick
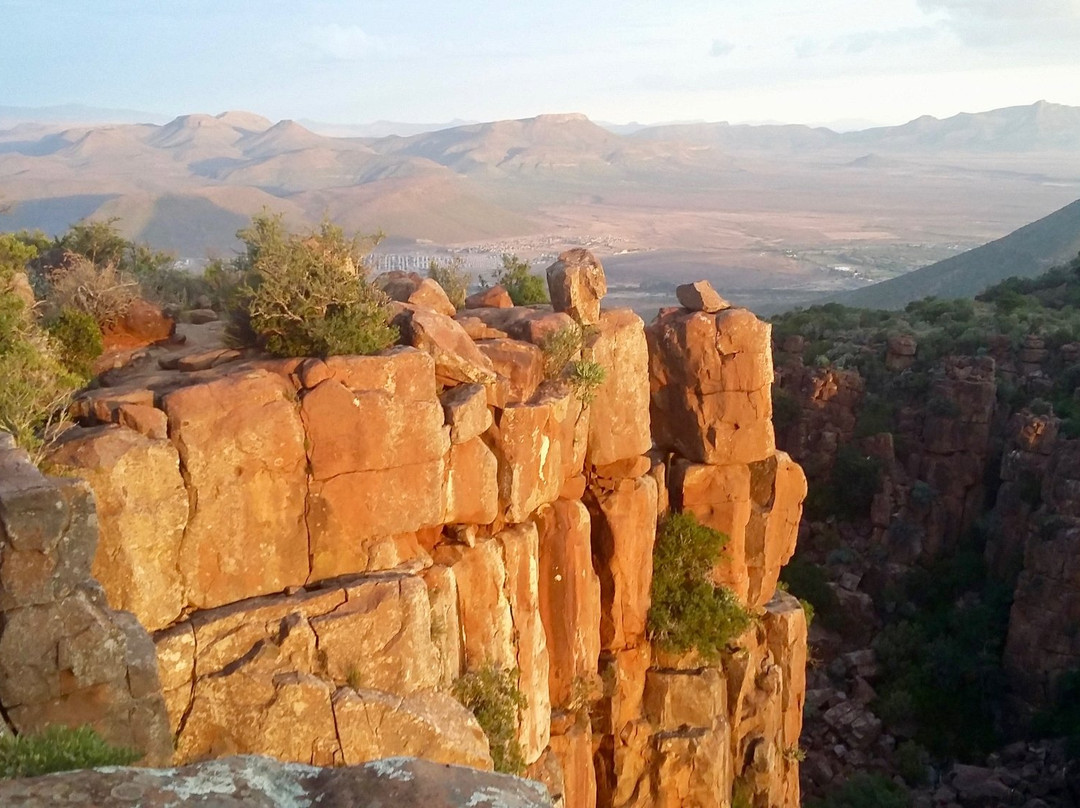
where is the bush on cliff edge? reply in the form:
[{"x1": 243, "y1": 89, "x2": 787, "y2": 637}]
[
  {"x1": 647, "y1": 512, "x2": 753, "y2": 660},
  {"x1": 230, "y1": 213, "x2": 398, "y2": 357}
]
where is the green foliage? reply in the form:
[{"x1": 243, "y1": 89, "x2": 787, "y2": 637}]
[
  {"x1": 808, "y1": 773, "x2": 911, "y2": 808},
  {"x1": 567, "y1": 360, "x2": 606, "y2": 405},
  {"x1": 492, "y1": 254, "x2": 548, "y2": 305},
  {"x1": 452, "y1": 666, "x2": 527, "y2": 775},
  {"x1": 540, "y1": 323, "x2": 585, "y2": 379},
  {"x1": 647, "y1": 512, "x2": 753, "y2": 660},
  {"x1": 45, "y1": 308, "x2": 103, "y2": 381},
  {"x1": 894, "y1": 740, "x2": 930, "y2": 786},
  {"x1": 0, "y1": 239, "x2": 81, "y2": 453},
  {"x1": 772, "y1": 386, "x2": 801, "y2": 432},
  {"x1": 231, "y1": 213, "x2": 398, "y2": 358},
  {"x1": 427, "y1": 256, "x2": 470, "y2": 310},
  {"x1": 870, "y1": 542, "x2": 1012, "y2": 760},
  {"x1": 854, "y1": 394, "x2": 896, "y2": 438},
  {"x1": 779, "y1": 555, "x2": 842, "y2": 632},
  {"x1": 805, "y1": 446, "x2": 882, "y2": 522},
  {"x1": 0, "y1": 725, "x2": 139, "y2": 779},
  {"x1": 58, "y1": 218, "x2": 172, "y2": 278}
]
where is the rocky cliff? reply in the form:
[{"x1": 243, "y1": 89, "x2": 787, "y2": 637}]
[{"x1": 0, "y1": 258, "x2": 808, "y2": 807}]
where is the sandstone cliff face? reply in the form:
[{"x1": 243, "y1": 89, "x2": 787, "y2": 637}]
[{"x1": 9, "y1": 258, "x2": 807, "y2": 807}]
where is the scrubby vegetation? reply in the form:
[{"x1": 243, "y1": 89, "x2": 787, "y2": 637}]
[
  {"x1": 807, "y1": 772, "x2": 911, "y2": 808},
  {"x1": 451, "y1": 665, "x2": 527, "y2": 775},
  {"x1": 427, "y1": 256, "x2": 470, "y2": 310},
  {"x1": 489, "y1": 254, "x2": 548, "y2": 305},
  {"x1": 539, "y1": 323, "x2": 608, "y2": 404},
  {"x1": 0, "y1": 234, "x2": 82, "y2": 453},
  {"x1": 0, "y1": 725, "x2": 139, "y2": 779},
  {"x1": 647, "y1": 512, "x2": 753, "y2": 660},
  {"x1": 229, "y1": 213, "x2": 398, "y2": 357}
]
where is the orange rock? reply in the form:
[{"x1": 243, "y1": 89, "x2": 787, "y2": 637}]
[
  {"x1": 586, "y1": 474, "x2": 658, "y2": 650},
  {"x1": 490, "y1": 393, "x2": 573, "y2": 523},
  {"x1": 440, "y1": 383, "x2": 492, "y2": 444},
  {"x1": 433, "y1": 539, "x2": 515, "y2": 670},
  {"x1": 409, "y1": 277, "x2": 457, "y2": 316},
  {"x1": 477, "y1": 338, "x2": 545, "y2": 406},
  {"x1": 545, "y1": 248, "x2": 607, "y2": 326},
  {"x1": 394, "y1": 306, "x2": 497, "y2": 386},
  {"x1": 162, "y1": 370, "x2": 309, "y2": 610},
  {"x1": 46, "y1": 426, "x2": 187, "y2": 631},
  {"x1": 498, "y1": 523, "x2": 551, "y2": 764},
  {"x1": 549, "y1": 722, "x2": 597, "y2": 808},
  {"x1": 465, "y1": 284, "x2": 514, "y2": 309},
  {"x1": 671, "y1": 459, "x2": 752, "y2": 604},
  {"x1": 301, "y1": 377, "x2": 448, "y2": 480},
  {"x1": 333, "y1": 688, "x2": 492, "y2": 769},
  {"x1": 533, "y1": 500, "x2": 601, "y2": 711},
  {"x1": 675, "y1": 280, "x2": 731, "y2": 313},
  {"x1": 647, "y1": 307, "x2": 775, "y2": 465},
  {"x1": 594, "y1": 645, "x2": 652, "y2": 808},
  {"x1": 585, "y1": 310, "x2": 652, "y2": 467},
  {"x1": 745, "y1": 452, "x2": 807, "y2": 608},
  {"x1": 445, "y1": 437, "x2": 498, "y2": 525},
  {"x1": 101, "y1": 298, "x2": 175, "y2": 352},
  {"x1": 114, "y1": 403, "x2": 168, "y2": 439}
]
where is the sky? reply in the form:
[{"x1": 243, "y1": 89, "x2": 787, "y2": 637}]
[{"x1": 2, "y1": 0, "x2": 1079, "y2": 127}]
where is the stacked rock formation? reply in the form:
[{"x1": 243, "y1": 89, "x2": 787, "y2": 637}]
[{"x1": 3, "y1": 252, "x2": 808, "y2": 807}]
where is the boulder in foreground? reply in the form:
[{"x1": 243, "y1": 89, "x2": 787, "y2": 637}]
[{"x1": 0, "y1": 755, "x2": 554, "y2": 807}]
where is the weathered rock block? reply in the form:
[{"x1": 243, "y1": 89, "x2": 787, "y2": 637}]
[
  {"x1": 163, "y1": 370, "x2": 309, "y2": 609},
  {"x1": 545, "y1": 248, "x2": 607, "y2": 325},
  {"x1": 647, "y1": 307, "x2": 775, "y2": 465},
  {"x1": 334, "y1": 688, "x2": 492, "y2": 770},
  {"x1": 395, "y1": 306, "x2": 498, "y2": 386},
  {"x1": 478, "y1": 338, "x2": 545, "y2": 407},
  {"x1": 441, "y1": 383, "x2": 492, "y2": 444},
  {"x1": 675, "y1": 280, "x2": 731, "y2": 313},
  {"x1": 670, "y1": 459, "x2": 752, "y2": 603},
  {"x1": 47, "y1": 425, "x2": 188, "y2": 631},
  {"x1": 534, "y1": 500, "x2": 601, "y2": 711},
  {"x1": 499, "y1": 523, "x2": 552, "y2": 765},
  {"x1": 587, "y1": 475, "x2": 658, "y2": 651},
  {"x1": 445, "y1": 438, "x2": 499, "y2": 525},
  {"x1": 586, "y1": 309, "x2": 652, "y2": 467}
]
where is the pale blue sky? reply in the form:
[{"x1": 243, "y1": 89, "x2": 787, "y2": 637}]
[{"x1": 2, "y1": 0, "x2": 1079, "y2": 125}]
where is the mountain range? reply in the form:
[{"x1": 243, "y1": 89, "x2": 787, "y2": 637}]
[{"x1": 1, "y1": 102, "x2": 1078, "y2": 299}]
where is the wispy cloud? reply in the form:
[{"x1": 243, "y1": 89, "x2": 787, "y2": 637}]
[
  {"x1": 709, "y1": 39, "x2": 735, "y2": 57},
  {"x1": 301, "y1": 23, "x2": 384, "y2": 61}
]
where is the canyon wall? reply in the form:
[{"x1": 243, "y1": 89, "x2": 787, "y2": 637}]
[{"x1": 0, "y1": 258, "x2": 808, "y2": 807}]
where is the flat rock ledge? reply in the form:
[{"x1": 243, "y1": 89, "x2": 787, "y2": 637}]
[{"x1": 0, "y1": 755, "x2": 554, "y2": 808}]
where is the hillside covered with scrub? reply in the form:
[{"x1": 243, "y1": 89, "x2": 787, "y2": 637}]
[{"x1": 770, "y1": 250, "x2": 1080, "y2": 805}]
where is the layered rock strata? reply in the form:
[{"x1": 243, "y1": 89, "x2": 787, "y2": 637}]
[{"x1": 9, "y1": 259, "x2": 807, "y2": 806}]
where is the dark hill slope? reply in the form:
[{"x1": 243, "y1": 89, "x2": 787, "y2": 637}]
[{"x1": 826, "y1": 198, "x2": 1080, "y2": 310}]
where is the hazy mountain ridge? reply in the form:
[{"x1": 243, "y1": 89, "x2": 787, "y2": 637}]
[
  {"x1": 820, "y1": 198, "x2": 1080, "y2": 310},
  {"x1": 1, "y1": 102, "x2": 1079, "y2": 269}
]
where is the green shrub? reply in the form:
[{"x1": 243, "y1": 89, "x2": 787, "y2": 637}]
[
  {"x1": 492, "y1": 254, "x2": 548, "y2": 305},
  {"x1": 1, "y1": 240, "x2": 81, "y2": 454},
  {"x1": 772, "y1": 386, "x2": 801, "y2": 432},
  {"x1": 45, "y1": 308, "x2": 103, "y2": 381},
  {"x1": 540, "y1": 324, "x2": 585, "y2": 379},
  {"x1": 231, "y1": 213, "x2": 398, "y2": 358},
  {"x1": 780, "y1": 556, "x2": 842, "y2": 631},
  {"x1": 647, "y1": 512, "x2": 753, "y2": 660},
  {"x1": 808, "y1": 773, "x2": 911, "y2": 808},
  {"x1": 428, "y1": 257, "x2": 470, "y2": 310},
  {"x1": 567, "y1": 360, "x2": 606, "y2": 405},
  {"x1": 0, "y1": 725, "x2": 139, "y2": 779},
  {"x1": 452, "y1": 666, "x2": 527, "y2": 775},
  {"x1": 894, "y1": 740, "x2": 930, "y2": 786}
]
